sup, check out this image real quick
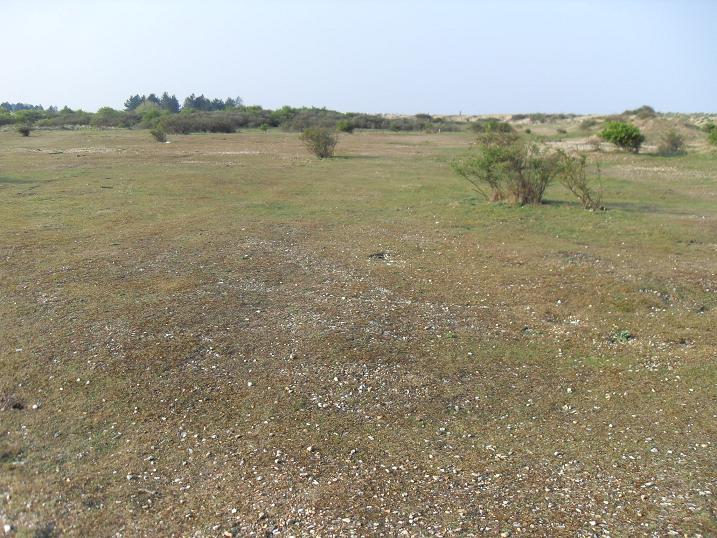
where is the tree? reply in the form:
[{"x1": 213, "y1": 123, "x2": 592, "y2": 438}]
[
  {"x1": 599, "y1": 121, "x2": 645, "y2": 153},
  {"x1": 299, "y1": 128, "x2": 338, "y2": 159},
  {"x1": 160, "y1": 92, "x2": 180, "y2": 113},
  {"x1": 124, "y1": 94, "x2": 144, "y2": 111}
]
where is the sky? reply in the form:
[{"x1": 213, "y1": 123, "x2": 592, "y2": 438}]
[{"x1": 2, "y1": 0, "x2": 715, "y2": 114}]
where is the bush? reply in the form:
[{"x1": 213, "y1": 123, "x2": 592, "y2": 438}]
[
  {"x1": 599, "y1": 121, "x2": 645, "y2": 153},
  {"x1": 259, "y1": 123, "x2": 269, "y2": 132},
  {"x1": 336, "y1": 119, "x2": 355, "y2": 133},
  {"x1": 657, "y1": 129, "x2": 685, "y2": 156},
  {"x1": 580, "y1": 118, "x2": 598, "y2": 130},
  {"x1": 159, "y1": 113, "x2": 236, "y2": 134},
  {"x1": 470, "y1": 119, "x2": 513, "y2": 134},
  {"x1": 299, "y1": 128, "x2": 338, "y2": 159},
  {"x1": 624, "y1": 105, "x2": 656, "y2": 119},
  {"x1": 452, "y1": 138, "x2": 558, "y2": 205},
  {"x1": 150, "y1": 128, "x2": 167, "y2": 142},
  {"x1": 555, "y1": 150, "x2": 603, "y2": 210},
  {"x1": 557, "y1": 128, "x2": 567, "y2": 134},
  {"x1": 17, "y1": 124, "x2": 32, "y2": 136},
  {"x1": 709, "y1": 129, "x2": 717, "y2": 146}
]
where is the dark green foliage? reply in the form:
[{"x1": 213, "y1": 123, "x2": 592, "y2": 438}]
[
  {"x1": 336, "y1": 119, "x2": 355, "y2": 133},
  {"x1": 557, "y1": 128, "x2": 567, "y2": 134},
  {"x1": 124, "y1": 94, "x2": 144, "y2": 111},
  {"x1": 299, "y1": 128, "x2": 338, "y2": 159},
  {"x1": 624, "y1": 105, "x2": 656, "y2": 119},
  {"x1": 599, "y1": 121, "x2": 645, "y2": 153},
  {"x1": 1, "y1": 102, "x2": 44, "y2": 112},
  {"x1": 158, "y1": 112, "x2": 236, "y2": 134},
  {"x1": 17, "y1": 124, "x2": 32, "y2": 136},
  {"x1": 708, "y1": 129, "x2": 717, "y2": 146},
  {"x1": 452, "y1": 137, "x2": 559, "y2": 205},
  {"x1": 91, "y1": 107, "x2": 138, "y2": 128},
  {"x1": 469, "y1": 119, "x2": 514, "y2": 134},
  {"x1": 160, "y1": 92, "x2": 180, "y2": 113},
  {"x1": 657, "y1": 129, "x2": 686, "y2": 156}
]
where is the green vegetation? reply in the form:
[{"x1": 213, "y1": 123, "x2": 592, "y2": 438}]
[
  {"x1": 554, "y1": 150, "x2": 603, "y2": 209},
  {"x1": 150, "y1": 128, "x2": 167, "y2": 142},
  {"x1": 599, "y1": 121, "x2": 645, "y2": 153},
  {"x1": 0, "y1": 127, "x2": 715, "y2": 536},
  {"x1": 657, "y1": 129, "x2": 686, "y2": 156},
  {"x1": 16, "y1": 124, "x2": 31, "y2": 137},
  {"x1": 299, "y1": 127, "x2": 338, "y2": 158},
  {"x1": 452, "y1": 135, "x2": 558, "y2": 205}
]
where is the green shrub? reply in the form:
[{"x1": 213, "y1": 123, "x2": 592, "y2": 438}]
[
  {"x1": 557, "y1": 128, "x2": 567, "y2": 134},
  {"x1": 555, "y1": 150, "x2": 603, "y2": 210},
  {"x1": 159, "y1": 113, "x2": 236, "y2": 134},
  {"x1": 452, "y1": 138, "x2": 558, "y2": 205},
  {"x1": 259, "y1": 123, "x2": 270, "y2": 132},
  {"x1": 336, "y1": 119, "x2": 355, "y2": 133},
  {"x1": 624, "y1": 105, "x2": 656, "y2": 119},
  {"x1": 150, "y1": 128, "x2": 167, "y2": 142},
  {"x1": 580, "y1": 118, "x2": 598, "y2": 130},
  {"x1": 599, "y1": 121, "x2": 645, "y2": 153},
  {"x1": 709, "y1": 129, "x2": 717, "y2": 146},
  {"x1": 17, "y1": 124, "x2": 32, "y2": 137},
  {"x1": 299, "y1": 128, "x2": 338, "y2": 159},
  {"x1": 470, "y1": 119, "x2": 513, "y2": 134},
  {"x1": 657, "y1": 129, "x2": 685, "y2": 156}
]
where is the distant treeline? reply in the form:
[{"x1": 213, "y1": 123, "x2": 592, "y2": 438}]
[{"x1": 0, "y1": 93, "x2": 461, "y2": 134}]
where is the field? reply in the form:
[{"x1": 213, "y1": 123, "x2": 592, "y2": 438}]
[{"x1": 1, "y1": 125, "x2": 716, "y2": 537}]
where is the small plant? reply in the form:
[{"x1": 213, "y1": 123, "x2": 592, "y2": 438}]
[
  {"x1": 259, "y1": 123, "x2": 270, "y2": 132},
  {"x1": 336, "y1": 119, "x2": 354, "y2": 133},
  {"x1": 150, "y1": 128, "x2": 167, "y2": 142},
  {"x1": 580, "y1": 118, "x2": 598, "y2": 130},
  {"x1": 613, "y1": 330, "x2": 633, "y2": 343},
  {"x1": 599, "y1": 121, "x2": 645, "y2": 153},
  {"x1": 557, "y1": 128, "x2": 567, "y2": 134},
  {"x1": 524, "y1": 128, "x2": 532, "y2": 134},
  {"x1": 299, "y1": 128, "x2": 338, "y2": 159},
  {"x1": 555, "y1": 150, "x2": 603, "y2": 210},
  {"x1": 657, "y1": 129, "x2": 685, "y2": 156},
  {"x1": 17, "y1": 124, "x2": 32, "y2": 137}
]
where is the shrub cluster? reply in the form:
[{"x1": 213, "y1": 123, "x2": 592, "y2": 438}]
[
  {"x1": 599, "y1": 121, "x2": 645, "y2": 153},
  {"x1": 554, "y1": 151, "x2": 603, "y2": 209}
]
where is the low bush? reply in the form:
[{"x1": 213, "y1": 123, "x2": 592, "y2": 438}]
[
  {"x1": 17, "y1": 124, "x2": 32, "y2": 137},
  {"x1": 150, "y1": 128, "x2": 167, "y2": 142},
  {"x1": 159, "y1": 113, "x2": 236, "y2": 134},
  {"x1": 580, "y1": 118, "x2": 598, "y2": 130},
  {"x1": 452, "y1": 138, "x2": 558, "y2": 205},
  {"x1": 709, "y1": 129, "x2": 717, "y2": 146},
  {"x1": 555, "y1": 150, "x2": 603, "y2": 210},
  {"x1": 336, "y1": 119, "x2": 354, "y2": 133},
  {"x1": 299, "y1": 128, "x2": 338, "y2": 159},
  {"x1": 599, "y1": 121, "x2": 645, "y2": 153},
  {"x1": 657, "y1": 129, "x2": 685, "y2": 156},
  {"x1": 624, "y1": 105, "x2": 656, "y2": 119}
]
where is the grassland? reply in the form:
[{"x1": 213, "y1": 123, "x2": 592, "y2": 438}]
[{"x1": 0, "y1": 125, "x2": 715, "y2": 537}]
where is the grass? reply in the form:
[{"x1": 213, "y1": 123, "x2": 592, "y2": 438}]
[{"x1": 0, "y1": 126, "x2": 715, "y2": 536}]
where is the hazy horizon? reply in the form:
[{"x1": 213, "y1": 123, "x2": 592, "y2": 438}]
[{"x1": 2, "y1": 0, "x2": 715, "y2": 114}]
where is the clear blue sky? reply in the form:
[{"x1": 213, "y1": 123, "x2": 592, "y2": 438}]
[{"x1": 2, "y1": 0, "x2": 714, "y2": 114}]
